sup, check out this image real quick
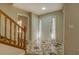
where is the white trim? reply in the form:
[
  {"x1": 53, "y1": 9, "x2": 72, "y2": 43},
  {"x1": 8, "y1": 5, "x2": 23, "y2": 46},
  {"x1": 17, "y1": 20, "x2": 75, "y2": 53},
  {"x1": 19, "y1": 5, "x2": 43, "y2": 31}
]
[{"x1": 63, "y1": 8, "x2": 65, "y2": 54}]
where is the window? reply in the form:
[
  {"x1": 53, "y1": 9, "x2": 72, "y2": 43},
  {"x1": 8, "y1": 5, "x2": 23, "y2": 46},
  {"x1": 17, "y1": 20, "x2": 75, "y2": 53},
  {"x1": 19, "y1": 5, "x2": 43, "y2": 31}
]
[
  {"x1": 37, "y1": 19, "x2": 42, "y2": 47},
  {"x1": 51, "y1": 17, "x2": 56, "y2": 40}
]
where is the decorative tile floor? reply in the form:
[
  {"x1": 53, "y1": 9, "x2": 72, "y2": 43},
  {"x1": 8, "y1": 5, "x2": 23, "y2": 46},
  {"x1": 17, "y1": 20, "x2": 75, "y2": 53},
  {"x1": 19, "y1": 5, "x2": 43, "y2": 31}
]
[{"x1": 26, "y1": 40, "x2": 64, "y2": 55}]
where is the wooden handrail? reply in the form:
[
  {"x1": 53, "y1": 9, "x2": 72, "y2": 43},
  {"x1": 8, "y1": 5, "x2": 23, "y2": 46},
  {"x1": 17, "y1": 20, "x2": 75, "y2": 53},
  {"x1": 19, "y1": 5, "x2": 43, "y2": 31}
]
[
  {"x1": 0, "y1": 9, "x2": 27, "y2": 50},
  {"x1": 0, "y1": 10, "x2": 24, "y2": 30}
]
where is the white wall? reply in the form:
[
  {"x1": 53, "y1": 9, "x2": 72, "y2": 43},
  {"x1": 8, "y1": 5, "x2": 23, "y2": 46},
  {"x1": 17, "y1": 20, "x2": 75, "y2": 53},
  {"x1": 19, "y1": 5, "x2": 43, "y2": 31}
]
[{"x1": 31, "y1": 13, "x2": 39, "y2": 47}]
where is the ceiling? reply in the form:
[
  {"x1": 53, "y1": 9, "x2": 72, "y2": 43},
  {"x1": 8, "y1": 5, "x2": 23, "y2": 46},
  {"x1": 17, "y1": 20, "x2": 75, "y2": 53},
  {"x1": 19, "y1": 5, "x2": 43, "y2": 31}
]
[{"x1": 13, "y1": 3, "x2": 64, "y2": 15}]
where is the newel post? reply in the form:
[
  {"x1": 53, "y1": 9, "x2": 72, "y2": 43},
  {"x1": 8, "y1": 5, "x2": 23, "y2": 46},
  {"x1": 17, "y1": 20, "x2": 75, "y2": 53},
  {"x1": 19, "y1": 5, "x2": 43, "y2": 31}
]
[{"x1": 24, "y1": 26, "x2": 27, "y2": 50}]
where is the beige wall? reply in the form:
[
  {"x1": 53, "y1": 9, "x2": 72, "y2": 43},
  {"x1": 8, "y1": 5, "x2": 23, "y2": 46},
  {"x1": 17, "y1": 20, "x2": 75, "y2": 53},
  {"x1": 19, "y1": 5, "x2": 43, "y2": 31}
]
[{"x1": 64, "y1": 4, "x2": 79, "y2": 54}]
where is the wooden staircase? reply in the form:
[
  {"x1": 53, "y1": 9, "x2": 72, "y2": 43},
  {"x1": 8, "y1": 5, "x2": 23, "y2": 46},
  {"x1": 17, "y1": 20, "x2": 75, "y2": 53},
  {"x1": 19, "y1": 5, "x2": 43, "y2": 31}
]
[{"x1": 0, "y1": 10, "x2": 27, "y2": 51}]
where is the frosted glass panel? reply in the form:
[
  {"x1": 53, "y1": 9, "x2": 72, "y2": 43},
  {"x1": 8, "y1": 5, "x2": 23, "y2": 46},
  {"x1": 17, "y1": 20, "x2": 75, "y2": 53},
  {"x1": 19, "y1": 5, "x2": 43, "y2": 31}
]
[
  {"x1": 41, "y1": 16, "x2": 56, "y2": 41},
  {"x1": 51, "y1": 17, "x2": 56, "y2": 40}
]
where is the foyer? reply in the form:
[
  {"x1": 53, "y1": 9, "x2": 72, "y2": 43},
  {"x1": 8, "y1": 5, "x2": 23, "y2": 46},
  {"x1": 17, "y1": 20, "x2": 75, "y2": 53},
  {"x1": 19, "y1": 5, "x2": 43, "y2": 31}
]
[{"x1": 1, "y1": 3, "x2": 79, "y2": 55}]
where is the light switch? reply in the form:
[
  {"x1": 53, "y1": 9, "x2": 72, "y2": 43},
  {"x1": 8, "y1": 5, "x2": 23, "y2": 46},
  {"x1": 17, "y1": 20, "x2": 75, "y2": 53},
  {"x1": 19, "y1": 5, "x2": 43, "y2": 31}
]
[{"x1": 69, "y1": 25, "x2": 74, "y2": 29}]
